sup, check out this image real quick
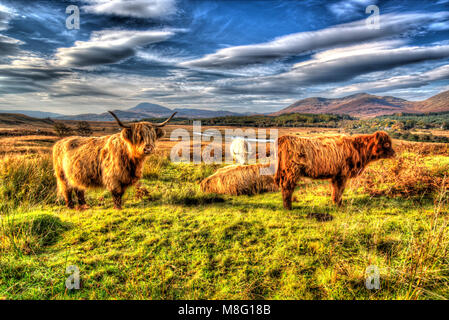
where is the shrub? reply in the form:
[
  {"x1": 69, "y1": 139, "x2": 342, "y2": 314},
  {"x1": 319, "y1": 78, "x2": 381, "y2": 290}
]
[
  {"x1": 53, "y1": 122, "x2": 72, "y2": 137},
  {"x1": 76, "y1": 121, "x2": 93, "y2": 136}
]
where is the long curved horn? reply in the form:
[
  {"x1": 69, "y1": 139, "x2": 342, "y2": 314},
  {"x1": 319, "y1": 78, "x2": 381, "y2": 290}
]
[
  {"x1": 108, "y1": 111, "x2": 131, "y2": 129},
  {"x1": 153, "y1": 112, "x2": 177, "y2": 127}
]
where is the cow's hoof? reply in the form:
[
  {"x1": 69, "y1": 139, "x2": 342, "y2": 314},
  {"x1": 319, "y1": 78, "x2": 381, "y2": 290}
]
[{"x1": 76, "y1": 204, "x2": 90, "y2": 211}]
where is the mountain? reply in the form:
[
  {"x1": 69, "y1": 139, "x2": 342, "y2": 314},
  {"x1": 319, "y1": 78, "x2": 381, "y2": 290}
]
[
  {"x1": 271, "y1": 91, "x2": 449, "y2": 117},
  {"x1": 417, "y1": 90, "x2": 449, "y2": 113},
  {"x1": 55, "y1": 102, "x2": 246, "y2": 121},
  {"x1": 127, "y1": 103, "x2": 172, "y2": 115},
  {"x1": 0, "y1": 110, "x2": 63, "y2": 118}
]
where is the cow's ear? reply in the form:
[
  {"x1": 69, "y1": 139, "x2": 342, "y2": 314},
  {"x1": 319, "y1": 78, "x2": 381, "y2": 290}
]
[
  {"x1": 155, "y1": 127, "x2": 165, "y2": 139},
  {"x1": 121, "y1": 128, "x2": 133, "y2": 143}
]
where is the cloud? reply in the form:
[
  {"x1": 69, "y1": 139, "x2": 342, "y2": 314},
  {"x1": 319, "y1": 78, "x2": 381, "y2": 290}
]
[
  {"x1": 328, "y1": 0, "x2": 375, "y2": 18},
  {"x1": 0, "y1": 5, "x2": 21, "y2": 58},
  {"x1": 0, "y1": 35, "x2": 22, "y2": 57},
  {"x1": 0, "y1": 56, "x2": 70, "y2": 94},
  {"x1": 82, "y1": 0, "x2": 177, "y2": 19},
  {"x1": 0, "y1": 4, "x2": 15, "y2": 31},
  {"x1": 180, "y1": 12, "x2": 449, "y2": 69},
  {"x1": 329, "y1": 64, "x2": 449, "y2": 96},
  {"x1": 210, "y1": 41, "x2": 449, "y2": 95},
  {"x1": 55, "y1": 29, "x2": 175, "y2": 67}
]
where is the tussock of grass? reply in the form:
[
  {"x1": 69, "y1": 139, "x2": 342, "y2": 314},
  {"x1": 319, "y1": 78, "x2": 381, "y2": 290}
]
[
  {"x1": 0, "y1": 154, "x2": 56, "y2": 208},
  {"x1": 142, "y1": 153, "x2": 171, "y2": 180},
  {"x1": 1, "y1": 211, "x2": 70, "y2": 255}
]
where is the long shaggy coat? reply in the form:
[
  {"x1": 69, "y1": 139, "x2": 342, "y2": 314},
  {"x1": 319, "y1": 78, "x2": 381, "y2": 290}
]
[
  {"x1": 274, "y1": 131, "x2": 395, "y2": 209},
  {"x1": 200, "y1": 163, "x2": 277, "y2": 196},
  {"x1": 53, "y1": 112, "x2": 175, "y2": 210}
]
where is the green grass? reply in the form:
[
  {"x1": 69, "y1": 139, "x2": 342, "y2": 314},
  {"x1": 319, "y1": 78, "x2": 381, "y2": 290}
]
[{"x1": 1, "y1": 156, "x2": 449, "y2": 299}]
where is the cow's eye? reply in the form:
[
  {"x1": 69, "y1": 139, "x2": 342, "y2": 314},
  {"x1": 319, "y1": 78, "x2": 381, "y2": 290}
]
[{"x1": 384, "y1": 143, "x2": 390, "y2": 148}]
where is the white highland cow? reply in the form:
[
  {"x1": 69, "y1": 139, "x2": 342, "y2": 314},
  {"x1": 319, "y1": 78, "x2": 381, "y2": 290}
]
[{"x1": 230, "y1": 137, "x2": 250, "y2": 165}]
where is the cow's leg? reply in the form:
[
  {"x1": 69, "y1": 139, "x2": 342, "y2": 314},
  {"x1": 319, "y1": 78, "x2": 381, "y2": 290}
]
[
  {"x1": 111, "y1": 188, "x2": 124, "y2": 210},
  {"x1": 55, "y1": 170, "x2": 74, "y2": 209},
  {"x1": 75, "y1": 189, "x2": 89, "y2": 210},
  {"x1": 331, "y1": 176, "x2": 348, "y2": 206},
  {"x1": 281, "y1": 178, "x2": 296, "y2": 210},
  {"x1": 282, "y1": 186, "x2": 295, "y2": 210},
  {"x1": 63, "y1": 187, "x2": 75, "y2": 209}
]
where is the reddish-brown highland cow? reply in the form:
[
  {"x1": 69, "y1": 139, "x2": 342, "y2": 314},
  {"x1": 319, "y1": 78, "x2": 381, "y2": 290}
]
[
  {"x1": 274, "y1": 131, "x2": 395, "y2": 210},
  {"x1": 52, "y1": 111, "x2": 176, "y2": 210}
]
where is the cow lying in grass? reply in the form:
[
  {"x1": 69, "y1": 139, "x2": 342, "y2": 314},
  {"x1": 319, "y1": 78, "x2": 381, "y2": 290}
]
[
  {"x1": 274, "y1": 131, "x2": 395, "y2": 210},
  {"x1": 53, "y1": 111, "x2": 176, "y2": 210},
  {"x1": 200, "y1": 163, "x2": 277, "y2": 196}
]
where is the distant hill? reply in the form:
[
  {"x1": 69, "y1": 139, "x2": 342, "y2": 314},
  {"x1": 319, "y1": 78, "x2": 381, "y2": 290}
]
[
  {"x1": 0, "y1": 113, "x2": 55, "y2": 126},
  {"x1": 54, "y1": 102, "x2": 246, "y2": 121},
  {"x1": 127, "y1": 103, "x2": 172, "y2": 115},
  {"x1": 416, "y1": 90, "x2": 449, "y2": 113},
  {"x1": 0, "y1": 110, "x2": 63, "y2": 118},
  {"x1": 271, "y1": 90, "x2": 449, "y2": 117}
]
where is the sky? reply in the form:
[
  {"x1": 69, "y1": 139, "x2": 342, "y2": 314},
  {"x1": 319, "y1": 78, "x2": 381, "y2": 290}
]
[{"x1": 0, "y1": 0, "x2": 448, "y2": 115}]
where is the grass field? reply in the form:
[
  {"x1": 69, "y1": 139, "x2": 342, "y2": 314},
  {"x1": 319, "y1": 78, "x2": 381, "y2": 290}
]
[{"x1": 1, "y1": 131, "x2": 449, "y2": 300}]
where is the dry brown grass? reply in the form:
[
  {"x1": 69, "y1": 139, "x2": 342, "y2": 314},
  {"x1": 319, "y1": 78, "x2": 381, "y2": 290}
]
[
  {"x1": 352, "y1": 146, "x2": 449, "y2": 198},
  {"x1": 393, "y1": 140, "x2": 449, "y2": 156}
]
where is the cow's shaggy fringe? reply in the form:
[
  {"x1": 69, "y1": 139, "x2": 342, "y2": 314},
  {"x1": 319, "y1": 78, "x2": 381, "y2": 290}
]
[{"x1": 200, "y1": 163, "x2": 278, "y2": 196}]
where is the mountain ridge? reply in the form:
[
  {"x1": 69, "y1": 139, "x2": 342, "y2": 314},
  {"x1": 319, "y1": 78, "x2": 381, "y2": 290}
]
[
  {"x1": 271, "y1": 91, "x2": 449, "y2": 117},
  {"x1": 55, "y1": 102, "x2": 247, "y2": 120}
]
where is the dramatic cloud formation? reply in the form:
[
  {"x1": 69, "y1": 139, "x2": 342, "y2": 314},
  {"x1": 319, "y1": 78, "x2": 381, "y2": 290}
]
[
  {"x1": 210, "y1": 41, "x2": 449, "y2": 94},
  {"x1": 0, "y1": 35, "x2": 22, "y2": 57},
  {"x1": 0, "y1": 1, "x2": 448, "y2": 114},
  {"x1": 0, "y1": 56, "x2": 70, "y2": 94},
  {"x1": 0, "y1": 6, "x2": 12, "y2": 31},
  {"x1": 330, "y1": 64, "x2": 449, "y2": 95},
  {"x1": 82, "y1": 0, "x2": 177, "y2": 19},
  {"x1": 55, "y1": 29, "x2": 175, "y2": 67},
  {"x1": 180, "y1": 12, "x2": 449, "y2": 69}
]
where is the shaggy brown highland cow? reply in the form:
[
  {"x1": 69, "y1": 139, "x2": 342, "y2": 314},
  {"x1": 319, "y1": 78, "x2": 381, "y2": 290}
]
[
  {"x1": 200, "y1": 163, "x2": 278, "y2": 196},
  {"x1": 53, "y1": 111, "x2": 176, "y2": 210},
  {"x1": 274, "y1": 131, "x2": 395, "y2": 210}
]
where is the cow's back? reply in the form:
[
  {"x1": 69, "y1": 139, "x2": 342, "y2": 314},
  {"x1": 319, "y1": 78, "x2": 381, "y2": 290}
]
[
  {"x1": 53, "y1": 135, "x2": 111, "y2": 189},
  {"x1": 277, "y1": 135, "x2": 351, "y2": 179}
]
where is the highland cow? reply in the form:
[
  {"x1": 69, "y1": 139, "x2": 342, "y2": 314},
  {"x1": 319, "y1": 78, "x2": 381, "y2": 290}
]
[
  {"x1": 274, "y1": 131, "x2": 395, "y2": 210},
  {"x1": 201, "y1": 163, "x2": 278, "y2": 196},
  {"x1": 52, "y1": 111, "x2": 176, "y2": 210},
  {"x1": 230, "y1": 137, "x2": 250, "y2": 165}
]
